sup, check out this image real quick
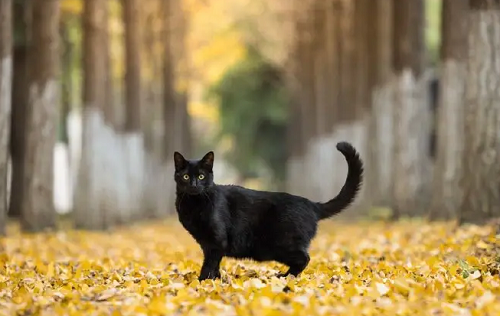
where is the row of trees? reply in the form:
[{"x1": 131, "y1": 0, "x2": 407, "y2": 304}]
[
  {"x1": 0, "y1": 0, "x2": 191, "y2": 233},
  {"x1": 1, "y1": 0, "x2": 499, "y2": 233},
  {"x1": 285, "y1": 0, "x2": 500, "y2": 224}
]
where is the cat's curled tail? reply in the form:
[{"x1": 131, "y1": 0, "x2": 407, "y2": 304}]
[{"x1": 315, "y1": 141, "x2": 364, "y2": 220}]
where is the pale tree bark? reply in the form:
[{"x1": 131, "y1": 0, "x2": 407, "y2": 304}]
[
  {"x1": 285, "y1": 0, "x2": 306, "y2": 196},
  {"x1": 298, "y1": 0, "x2": 317, "y2": 200},
  {"x1": 305, "y1": 1, "x2": 327, "y2": 202},
  {"x1": 122, "y1": 0, "x2": 144, "y2": 221},
  {"x1": 315, "y1": 0, "x2": 341, "y2": 202},
  {"x1": 21, "y1": 0, "x2": 59, "y2": 232},
  {"x1": 350, "y1": 0, "x2": 370, "y2": 214},
  {"x1": 391, "y1": 0, "x2": 431, "y2": 218},
  {"x1": 332, "y1": 0, "x2": 356, "y2": 206},
  {"x1": 309, "y1": 0, "x2": 341, "y2": 202},
  {"x1": 460, "y1": 0, "x2": 500, "y2": 225},
  {"x1": 366, "y1": 0, "x2": 394, "y2": 208},
  {"x1": 0, "y1": 0, "x2": 13, "y2": 235},
  {"x1": 9, "y1": 0, "x2": 31, "y2": 218},
  {"x1": 74, "y1": 0, "x2": 111, "y2": 230},
  {"x1": 159, "y1": 0, "x2": 178, "y2": 214},
  {"x1": 429, "y1": 0, "x2": 468, "y2": 220}
]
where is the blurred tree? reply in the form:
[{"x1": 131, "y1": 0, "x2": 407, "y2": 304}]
[
  {"x1": 288, "y1": 0, "x2": 321, "y2": 197},
  {"x1": 353, "y1": 0, "x2": 370, "y2": 120},
  {"x1": 123, "y1": 0, "x2": 141, "y2": 132},
  {"x1": 324, "y1": 0, "x2": 341, "y2": 134},
  {"x1": 208, "y1": 46, "x2": 289, "y2": 187},
  {"x1": 175, "y1": 2, "x2": 192, "y2": 158},
  {"x1": 337, "y1": 0, "x2": 355, "y2": 126},
  {"x1": 59, "y1": 15, "x2": 73, "y2": 145},
  {"x1": 102, "y1": 2, "x2": 114, "y2": 125},
  {"x1": 9, "y1": 0, "x2": 31, "y2": 218},
  {"x1": 74, "y1": 0, "x2": 111, "y2": 230},
  {"x1": 351, "y1": 0, "x2": 370, "y2": 211},
  {"x1": 141, "y1": 0, "x2": 163, "y2": 153},
  {"x1": 460, "y1": 0, "x2": 500, "y2": 224},
  {"x1": 391, "y1": 0, "x2": 431, "y2": 218},
  {"x1": 429, "y1": 0, "x2": 467, "y2": 220},
  {"x1": 21, "y1": 0, "x2": 60, "y2": 232},
  {"x1": 312, "y1": 1, "x2": 327, "y2": 137},
  {"x1": 0, "y1": 0, "x2": 13, "y2": 235},
  {"x1": 163, "y1": 0, "x2": 192, "y2": 158},
  {"x1": 162, "y1": 0, "x2": 176, "y2": 159},
  {"x1": 367, "y1": 0, "x2": 394, "y2": 208}
]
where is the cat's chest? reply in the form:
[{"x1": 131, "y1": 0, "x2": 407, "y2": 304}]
[{"x1": 176, "y1": 198, "x2": 215, "y2": 238}]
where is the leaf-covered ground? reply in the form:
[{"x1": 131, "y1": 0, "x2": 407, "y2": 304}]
[{"x1": 1, "y1": 220, "x2": 500, "y2": 316}]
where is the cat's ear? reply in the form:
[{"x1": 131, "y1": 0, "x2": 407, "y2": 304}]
[
  {"x1": 200, "y1": 151, "x2": 214, "y2": 171},
  {"x1": 174, "y1": 152, "x2": 187, "y2": 171}
]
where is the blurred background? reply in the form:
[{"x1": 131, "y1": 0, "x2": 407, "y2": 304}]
[{"x1": 0, "y1": 0, "x2": 497, "y2": 233}]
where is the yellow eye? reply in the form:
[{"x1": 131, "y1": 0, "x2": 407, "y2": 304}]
[
  {"x1": 198, "y1": 174, "x2": 205, "y2": 180},
  {"x1": 182, "y1": 174, "x2": 189, "y2": 180}
]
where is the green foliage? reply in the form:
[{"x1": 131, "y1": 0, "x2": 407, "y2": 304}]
[
  {"x1": 426, "y1": 0, "x2": 442, "y2": 66},
  {"x1": 207, "y1": 46, "x2": 289, "y2": 187}
]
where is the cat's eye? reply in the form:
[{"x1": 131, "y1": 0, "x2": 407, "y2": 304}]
[
  {"x1": 198, "y1": 174, "x2": 205, "y2": 180},
  {"x1": 182, "y1": 174, "x2": 189, "y2": 181}
]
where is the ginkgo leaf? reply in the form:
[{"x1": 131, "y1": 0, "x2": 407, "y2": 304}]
[{"x1": 1, "y1": 220, "x2": 500, "y2": 315}]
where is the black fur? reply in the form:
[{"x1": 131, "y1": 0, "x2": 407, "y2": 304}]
[{"x1": 174, "y1": 142, "x2": 363, "y2": 281}]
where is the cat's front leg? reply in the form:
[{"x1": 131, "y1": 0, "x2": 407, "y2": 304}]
[{"x1": 199, "y1": 247, "x2": 223, "y2": 281}]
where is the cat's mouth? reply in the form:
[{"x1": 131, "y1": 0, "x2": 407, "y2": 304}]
[{"x1": 182, "y1": 187, "x2": 204, "y2": 195}]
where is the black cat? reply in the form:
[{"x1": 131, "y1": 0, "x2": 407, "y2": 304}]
[{"x1": 174, "y1": 142, "x2": 363, "y2": 281}]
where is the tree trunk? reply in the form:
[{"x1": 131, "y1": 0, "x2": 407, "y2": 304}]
[
  {"x1": 162, "y1": 0, "x2": 175, "y2": 160},
  {"x1": 325, "y1": 0, "x2": 341, "y2": 130},
  {"x1": 9, "y1": 0, "x2": 31, "y2": 218},
  {"x1": 102, "y1": 1, "x2": 114, "y2": 126},
  {"x1": 460, "y1": 0, "x2": 500, "y2": 225},
  {"x1": 123, "y1": 0, "x2": 141, "y2": 132},
  {"x1": 337, "y1": 0, "x2": 355, "y2": 123},
  {"x1": 305, "y1": 1, "x2": 327, "y2": 202},
  {"x1": 74, "y1": 0, "x2": 111, "y2": 230},
  {"x1": 311, "y1": 0, "x2": 340, "y2": 203},
  {"x1": 173, "y1": 3, "x2": 191, "y2": 157},
  {"x1": 21, "y1": 0, "x2": 59, "y2": 232},
  {"x1": 285, "y1": 1, "x2": 306, "y2": 196},
  {"x1": 122, "y1": 0, "x2": 144, "y2": 221},
  {"x1": 350, "y1": 0, "x2": 370, "y2": 214},
  {"x1": 429, "y1": 0, "x2": 468, "y2": 221},
  {"x1": 370, "y1": 0, "x2": 394, "y2": 208},
  {"x1": 60, "y1": 18, "x2": 72, "y2": 145},
  {"x1": 391, "y1": 0, "x2": 430, "y2": 218},
  {"x1": 332, "y1": 0, "x2": 355, "y2": 203},
  {"x1": 0, "y1": 0, "x2": 13, "y2": 235},
  {"x1": 298, "y1": 1, "x2": 317, "y2": 200}
]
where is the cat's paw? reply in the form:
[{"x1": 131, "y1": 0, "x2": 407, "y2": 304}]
[
  {"x1": 198, "y1": 270, "x2": 221, "y2": 281},
  {"x1": 276, "y1": 272, "x2": 290, "y2": 278}
]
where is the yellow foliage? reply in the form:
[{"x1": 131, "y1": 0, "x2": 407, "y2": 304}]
[
  {"x1": 2, "y1": 221, "x2": 500, "y2": 315},
  {"x1": 189, "y1": 101, "x2": 219, "y2": 124},
  {"x1": 60, "y1": 0, "x2": 82, "y2": 15}
]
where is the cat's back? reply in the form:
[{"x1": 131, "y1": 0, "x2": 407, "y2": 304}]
[{"x1": 219, "y1": 184, "x2": 315, "y2": 214}]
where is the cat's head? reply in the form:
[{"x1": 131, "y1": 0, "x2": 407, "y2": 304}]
[{"x1": 173, "y1": 151, "x2": 215, "y2": 194}]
